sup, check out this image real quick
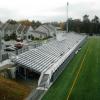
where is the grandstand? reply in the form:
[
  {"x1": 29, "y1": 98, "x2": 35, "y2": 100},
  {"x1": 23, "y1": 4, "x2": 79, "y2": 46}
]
[{"x1": 12, "y1": 32, "x2": 87, "y2": 90}]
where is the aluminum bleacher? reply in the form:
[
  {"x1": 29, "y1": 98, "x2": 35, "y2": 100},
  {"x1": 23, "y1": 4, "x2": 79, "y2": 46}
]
[{"x1": 12, "y1": 32, "x2": 87, "y2": 90}]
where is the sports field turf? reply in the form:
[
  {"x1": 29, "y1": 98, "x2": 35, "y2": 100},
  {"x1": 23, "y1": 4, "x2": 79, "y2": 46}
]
[{"x1": 42, "y1": 36, "x2": 100, "y2": 100}]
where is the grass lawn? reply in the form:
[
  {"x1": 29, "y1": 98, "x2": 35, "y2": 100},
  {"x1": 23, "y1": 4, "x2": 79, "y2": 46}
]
[{"x1": 42, "y1": 36, "x2": 100, "y2": 100}]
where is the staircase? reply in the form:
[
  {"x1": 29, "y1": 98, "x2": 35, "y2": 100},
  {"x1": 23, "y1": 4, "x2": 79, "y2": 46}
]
[{"x1": 39, "y1": 74, "x2": 49, "y2": 88}]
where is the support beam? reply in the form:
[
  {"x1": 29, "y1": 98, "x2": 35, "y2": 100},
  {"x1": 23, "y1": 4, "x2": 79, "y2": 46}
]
[
  {"x1": 24, "y1": 68, "x2": 27, "y2": 80},
  {"x1": 0, "y1": 31, "x2": 2, "y2": 62}
]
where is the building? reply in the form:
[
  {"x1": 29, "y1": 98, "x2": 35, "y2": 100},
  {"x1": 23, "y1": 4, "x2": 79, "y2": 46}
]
[
  {"x1": 1, "y1": 23, "x2": 19, "y2": 37},
  {"x1": 26, "y1": 24, "x2": 57, "y2": 40},
  {"x1": 17, "y1": 25, "x2": 34, "y2": 40},
  {"x1": 1, "y1": 23, "x2": 57, "y2": 40},
  {"x1": 1, "y1": 23, "x2": 34, "y2": 40},
  {"x1": 35, "y1": 24, "x2": 57, "y2": 37}
]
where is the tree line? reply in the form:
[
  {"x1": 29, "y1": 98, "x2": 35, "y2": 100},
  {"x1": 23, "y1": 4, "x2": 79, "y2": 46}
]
[
  {"x1": 6, "y1": 19, "x2": 42, "y2": 29},
  {"x1": 63, "y1": 15, "x2": 100, "y2": 35}
]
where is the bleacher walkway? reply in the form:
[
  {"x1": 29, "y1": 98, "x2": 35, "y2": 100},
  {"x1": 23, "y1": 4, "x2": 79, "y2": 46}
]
[{"x1": 26, "y1": 89, "x2": 45, "y2": 100}]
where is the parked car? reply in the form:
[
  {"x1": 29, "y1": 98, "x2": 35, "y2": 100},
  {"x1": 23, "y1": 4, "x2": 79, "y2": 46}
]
[
  {"x1": 4, "y1": 46, "x2": 16, "y2": 51},
  {"x1": 15, "y1": 42, "x2": 23, "y2": 49},
  {"x1": 5, "y1": 44, "x2": 12, "y2": 47},
  {"x1": 16, "y1": 37, "x2": 23, "y2": 42}
]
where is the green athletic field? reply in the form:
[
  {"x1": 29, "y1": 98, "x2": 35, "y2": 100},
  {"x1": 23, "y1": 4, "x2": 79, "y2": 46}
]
[{"x1": 42, "y1": 36, "x2": 100, "y2": 100}]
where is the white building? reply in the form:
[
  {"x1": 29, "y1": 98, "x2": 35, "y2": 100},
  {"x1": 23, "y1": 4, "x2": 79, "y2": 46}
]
[
  {"x1": 1, "y1": 23, "x2": 34, "y2": 40},
  {"x1": 1, "y1": 23, "x2": 57, "y2": 40},
  {"x1": 2, "y1": 23, "x2": 20, "y2": 38},
  {"x1": 26, "y1": 23, "x2": 57, "y2": 40},
  {"x1": 35, "y1": 24, "x2": 57, "y2": 37}
]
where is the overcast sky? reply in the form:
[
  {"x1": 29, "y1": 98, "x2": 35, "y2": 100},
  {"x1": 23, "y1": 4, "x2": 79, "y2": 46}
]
[{"x1": 0, "y1": 0, "x2": 99, "y2": 22}]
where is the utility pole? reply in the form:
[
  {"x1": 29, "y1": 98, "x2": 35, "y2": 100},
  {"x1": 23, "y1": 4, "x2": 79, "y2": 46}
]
[{"x1": 66, "y1": 2, "x2": 69, "y2": 33}]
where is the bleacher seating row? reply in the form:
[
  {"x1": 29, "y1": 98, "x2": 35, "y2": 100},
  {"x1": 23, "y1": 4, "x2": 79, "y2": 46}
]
[{"x1": 13, "y1": 33, "x2": 86, "y2": 74}]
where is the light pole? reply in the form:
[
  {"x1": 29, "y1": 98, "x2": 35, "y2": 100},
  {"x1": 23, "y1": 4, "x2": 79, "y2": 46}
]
[{"x1": 66, "y1": 2, "x2": 69, "y2": 33}]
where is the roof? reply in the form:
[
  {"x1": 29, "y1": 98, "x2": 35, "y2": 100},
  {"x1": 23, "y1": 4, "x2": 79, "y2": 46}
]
[
  {"x1": 13, "y1": 33, "x2": 86, "y2": 73},
  {"x1": 3, "y1": 23, "x2": 20, "y2": 32},
  {"x1": 17, "y1": 24, "x2": 25, "y2": 33},
  {"x1": 0, "y1": 22, "x2": 3, "y2": 30},
  {"x1": 35, "y1": 25, "x2": 49, "y2": 35},
  {"x1": 34, "y1": 31, "x2": 47, "y2": 35},
  {"x1": 35, "y1": 24, "x2": 56, "y2": 36},
  {"x1": 2, "y1": 23, "x2": 31, "y2": 34},
  {"x1": 23, "y1": 26, "x2": 30, "y2": 33}
]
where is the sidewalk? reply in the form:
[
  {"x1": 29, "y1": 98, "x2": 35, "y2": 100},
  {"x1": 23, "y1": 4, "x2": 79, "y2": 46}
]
[{"x1": 0, "y1": 59, "x2": 13, "y2": 70}]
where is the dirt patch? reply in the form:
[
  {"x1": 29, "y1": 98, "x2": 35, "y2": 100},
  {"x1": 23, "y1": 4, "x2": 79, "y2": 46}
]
[{"x1": 0, "y1": 75, "x2": 32, "y2": 100}]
